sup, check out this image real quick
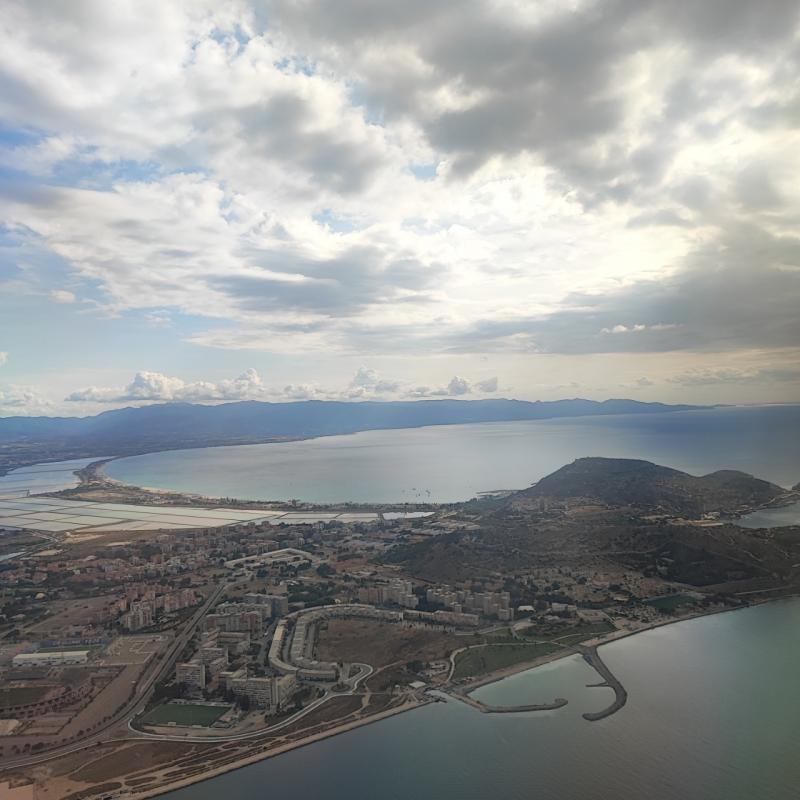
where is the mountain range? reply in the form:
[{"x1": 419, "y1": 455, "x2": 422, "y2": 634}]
[{"x1": 0, "y1": 397, "x2": 704, "y2": 472}]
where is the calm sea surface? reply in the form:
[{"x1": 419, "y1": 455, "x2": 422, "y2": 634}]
[
  {"x1": 105, "y1": 405, "x2": 800, "y2": 503},
  {"x1": 738, "y1": 501, "x2": 800, "y2": 529},
  {"x1": 162, "y1": 598, "x2": 800, "y2": 800},
  {"x1": 0, "y1": 456, "x2": 98, "y2": 498}
]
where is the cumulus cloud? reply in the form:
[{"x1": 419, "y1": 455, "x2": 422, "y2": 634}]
[
  {"x1": 0, "y1": 351, "x2": 7, "y2": 367},
  {"x1": 281, "y1": 383, "x2": 321, "y2": 401},
  {"x1": 1, "y1": 1, "x2": 799, "y2": 407},
  {"x1": 348, "y1": 366, "x2": 401, "y2": 395},
  {"x1": 66, "y1": 368, "x2": 268, "y2": 404},
  {"x1": 0, "y1": 385, "x2": 52, "y2": 415},
  {"x1": 409, "y1": 375, "x2": 475, "y2": 397},
  {"x1": 446, "y1": 376, "x2": 470, "y2": 396},
  {"x1": 63, "y1": 367, "x2": 502, "y2": 406}
]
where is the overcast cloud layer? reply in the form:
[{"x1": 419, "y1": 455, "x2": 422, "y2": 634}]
[{"x1": 1, "y1": 0, "x2": 799, "y2": 414}]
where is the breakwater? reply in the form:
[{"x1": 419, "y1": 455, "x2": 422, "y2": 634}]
[
  {"x1": 450, "y1": 692, "x2": 568, "y2": 714},
  {"x1": 577, "y1": 644, "x2": 628, "y2": 721}
]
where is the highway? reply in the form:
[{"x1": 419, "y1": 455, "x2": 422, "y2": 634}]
[{"x1": 1, "y1": 581, "x2": 227, "y2": 770}]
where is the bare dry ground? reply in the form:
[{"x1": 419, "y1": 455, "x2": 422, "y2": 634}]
[
  {"x1": 23, "y1": 597, "x2": 115, "y2": 636},
  {"x1": 316, "y1": 618, "x2": 460, "y2": 668},
  {"x1": 2, "y1": 691, "x2": 415, "y2": 799}
]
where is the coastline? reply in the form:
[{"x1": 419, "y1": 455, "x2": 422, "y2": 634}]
[
  {"x1": 119, "y1": 598, "x2": 800, "y2": 798},
  {"x1": 74, "y1": 457, "x2": 445, "y2": 512},
  {"x1": 0, "y1": 400, "x2": 733, "y2": 479},
  {"x1": 116, "y1": 698, "x2": 429, "y2": 800},
  {"x1": 7, "y1": 595, "x2": 799, "y2": 799},
  {"x1": 451, "y1": 592, "x2": 800, "y2": 698}
]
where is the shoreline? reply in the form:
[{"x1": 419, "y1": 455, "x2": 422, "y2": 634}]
[
  {"x1": 452, "y1": 592, "x2": 800, "y2": 698},
  {"x1": 0, "y1": 401, "x2": 733, "y2": 479},
  {"x1": 116, "y1": 698, "x2": 429, "y2": 800},
  {"x1": 125, "y1": 597, "x2": 800, "y2": 798},
  {"x1": 71, "y1": 458, "x2": 447, "y2": 512},
  {"x1": 7, "y1": 596, "x2": 799, "y2": 798}
]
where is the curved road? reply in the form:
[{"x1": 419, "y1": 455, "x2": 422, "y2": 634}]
[{"x1": 2, "y1": 582, "x2": 227, "y2": 770}]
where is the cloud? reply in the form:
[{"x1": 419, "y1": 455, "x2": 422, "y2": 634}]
[
  {"x1": 0, "y1": 385, "x2": 52, "y2": 415},
  {"x1": 63, "y1": 367, "x2": 504, "y2": 406},
  {"x1": 418, "y1": 222, "x2": 800, "y2": 356},
  {"x1": 669, "y1": 366, "x2": 800, "y2": 386},
  {"x1": 144, "y1": 311, "x2": 172, "y2": 328},
  {"x1": 50, "y1": 289, "x2": 76, "y2": 303},
  {"x1": 0, "y1": 1, "x2": 799, "y2": 408},
  {"x1": 0, "y1": 352, "x2": 7, "y2": 367},
  {"x1": 66, "y1": 368, "x2": 268, "y2": 404},
  {"x1": 446, "y1": 375, "x2": 470, "y2": 396},
  {"x1": 348, "y1": 366, "x2": 401, "y2": 395},
  {"x1": 212, "y1": 246, "x2": 443, "y2": 317},
  {"x1": 264, "y1": 0, "x2": 800, "y2": 199},
  {"x1": 409, "y1": 375, "x2": 472, "y2": 397},
  {"x1": 281, "y1": 383, "x2": 321, "y2": 401}
]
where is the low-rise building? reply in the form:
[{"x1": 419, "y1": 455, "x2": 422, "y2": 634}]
[{"x1": 12, "y1": 650, "x2": 89, "y2": 667}]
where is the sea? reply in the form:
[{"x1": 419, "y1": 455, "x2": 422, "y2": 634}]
[
  {"x1": 104, "y1": 405, "x2": 800, "y2": 503},
  {"x1": 161, "y1": 597, "x2": 800, "y2": 800},
  {"x1": 5, "y1": 405, "x2": 799, "y2": 797}
]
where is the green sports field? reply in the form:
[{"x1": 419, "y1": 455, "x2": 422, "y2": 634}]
[{"x1": 142, "y1": 702, "x2": 230, "y2": 727}]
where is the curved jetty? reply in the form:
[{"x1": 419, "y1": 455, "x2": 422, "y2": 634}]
[
  {"x1": 577, "y1": 644, "x2": 627, "y2": 721},
  {"x1": 451, "y1": 693, "x2": 568, "y2": 714}
]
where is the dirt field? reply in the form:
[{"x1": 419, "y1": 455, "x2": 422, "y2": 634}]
[
  {"x1": 23, "y1": 597, "x2": 115, "y2": 636},
  {"x1": 316, "y1": 619, "x2": 460, "y2": 668}
]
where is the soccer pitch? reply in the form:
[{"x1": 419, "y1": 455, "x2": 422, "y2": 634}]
[{"x1": 142, "y1": 702, "x2": 230, "y2": 727}]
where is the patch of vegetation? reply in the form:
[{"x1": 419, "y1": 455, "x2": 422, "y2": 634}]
[
  {"x1": 644, "y1": 594, "x2": 697, "y2": 612},
  {"x1": 452, "y1": 642, "x2": 561, "y2": 680},
  {"x1": 521, "y1": 621, "x2": 615, "y2": 644},
  {"x1": 0, "y1": 685, "x2": 50, "y2": 708}
]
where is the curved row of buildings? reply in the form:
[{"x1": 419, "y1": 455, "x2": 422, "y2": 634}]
[{"x1": 267, "y1": 603, "x2": 479, "y2": 683}]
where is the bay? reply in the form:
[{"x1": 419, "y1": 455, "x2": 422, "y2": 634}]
[
  {"x1": 737, "y1": 501, "x2": 800, "y2": 529},
  {"x1": 105, "y1": 405, "x2": 800, "y2": 503}
]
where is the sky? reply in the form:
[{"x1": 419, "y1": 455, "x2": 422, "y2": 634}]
[{"x1": 1, "y1": 0, "x2": 799, "y2": 417}]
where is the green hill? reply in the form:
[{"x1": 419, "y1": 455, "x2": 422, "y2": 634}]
[{"x1": 516, "y1": 457, "x2": 785, "y2": 516}]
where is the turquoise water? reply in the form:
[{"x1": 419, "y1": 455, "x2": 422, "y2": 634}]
[
  {"x1": 161, "y1": 598, "x2": 800, "y2": 800},
  {"x1": 105, "y1": 405, "x2": 800, "y2": 503}
]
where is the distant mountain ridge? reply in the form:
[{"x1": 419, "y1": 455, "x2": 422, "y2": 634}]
[
  {"x1": 0, "y1": 398, "x2": 704, "y2": 472},
  {"x1": 516, "y1": 456, "x2": 787, "y2": 514},
  {"x1": 0, "y1": 397, "x2": 702, "y2": 442}
]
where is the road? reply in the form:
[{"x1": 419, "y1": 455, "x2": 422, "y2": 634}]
[
  {"x1": 1, "y1": 582, "x2": 227, "y2": 770},
  {"x1": 128, "y1": 662, "x2": 375, "y2": 745}
]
